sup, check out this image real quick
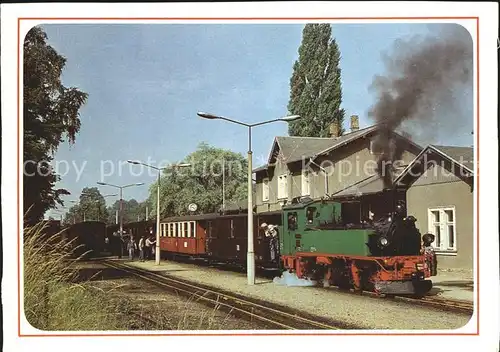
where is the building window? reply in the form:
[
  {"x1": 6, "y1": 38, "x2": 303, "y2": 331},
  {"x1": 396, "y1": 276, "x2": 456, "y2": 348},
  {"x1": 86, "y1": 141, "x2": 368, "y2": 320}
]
[
  {"x1": 278, "y1": 174, "x2": 288, "y2": 199},
  {"x1": 262, "y1": 178, "x2": 270, "y2": 202},
  {"x1": 428, "y1": 207, "x2": 456, "y2": 251},
  {"x1": 301, "y1": 171, "x2": 310, "y2": 196},
  {"x1": 370, "y1": 140, "x2": 383, "y2": 155}
]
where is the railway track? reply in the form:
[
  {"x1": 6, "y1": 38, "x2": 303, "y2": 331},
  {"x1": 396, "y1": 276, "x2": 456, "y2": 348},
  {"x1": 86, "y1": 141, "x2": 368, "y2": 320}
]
[
  {"x1": 100, "y1": 259, "x2": 364, "y2": 330},
  {"x1": 395, "y1": 295, "x2": 474, "y2": 314},
  {"x1": 208, "y1": 261, "x2": 473, "y2": 315},
  {"x1": 316, "y1": 284, "x2": 474, "y2": 315},
  {"x1": 197, "y1": 259, "x2": 474, "y2": 315}
]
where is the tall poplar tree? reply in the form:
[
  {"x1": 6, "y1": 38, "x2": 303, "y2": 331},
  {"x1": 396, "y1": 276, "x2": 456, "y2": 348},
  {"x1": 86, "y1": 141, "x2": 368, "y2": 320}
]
[{"x1": 287, "y1": 24, "x2": 345, "y2": 137}]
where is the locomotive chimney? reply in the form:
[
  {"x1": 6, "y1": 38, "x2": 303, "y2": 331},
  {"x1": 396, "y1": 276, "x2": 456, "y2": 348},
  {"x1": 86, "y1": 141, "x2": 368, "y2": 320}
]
[
  {"x1": 350, "y1": 115, "x2": 360, "y2": 133},
  {"x1": 329, "y1": 121, "x2": 340, "y2": 138}
]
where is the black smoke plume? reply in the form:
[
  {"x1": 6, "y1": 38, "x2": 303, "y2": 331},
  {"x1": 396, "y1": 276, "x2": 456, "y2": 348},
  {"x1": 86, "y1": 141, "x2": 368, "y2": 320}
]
[{"x1": 368, "y1": 25, "x2": 473, "y2": 188}]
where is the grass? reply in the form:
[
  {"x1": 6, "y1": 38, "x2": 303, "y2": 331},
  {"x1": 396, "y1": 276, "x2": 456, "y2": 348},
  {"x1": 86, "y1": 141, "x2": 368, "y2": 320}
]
[
  {"x1": 23, "y1": 221, "x2": 136, "y2": 330},
  {"x1": 23, "y1": 221, "x2": 238, "y2": 331}
]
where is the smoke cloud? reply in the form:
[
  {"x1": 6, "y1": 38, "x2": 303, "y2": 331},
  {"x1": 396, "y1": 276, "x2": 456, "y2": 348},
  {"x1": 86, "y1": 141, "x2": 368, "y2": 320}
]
[
  {"x1": 273, "y1": 271, "x2": 317, "y2": 287},
  {"x1": 368, "y1": 24, "x2": 473, "y2": 187}
]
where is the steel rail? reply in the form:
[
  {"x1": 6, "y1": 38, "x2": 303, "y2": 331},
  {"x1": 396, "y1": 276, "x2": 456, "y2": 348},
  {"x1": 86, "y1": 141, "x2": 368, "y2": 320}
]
[
  {"x1": 101, "y1": 260, "x2": 351, "y2": 330},
  {"x1": 317, "y1": 285, "x2": 474, "y2": 315}
]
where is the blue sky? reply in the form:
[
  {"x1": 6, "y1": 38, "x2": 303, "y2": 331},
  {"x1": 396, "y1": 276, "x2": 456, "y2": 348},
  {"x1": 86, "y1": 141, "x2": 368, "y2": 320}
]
[{"x1": 40, "y1": 22, "x2": 473, "y2": 217}]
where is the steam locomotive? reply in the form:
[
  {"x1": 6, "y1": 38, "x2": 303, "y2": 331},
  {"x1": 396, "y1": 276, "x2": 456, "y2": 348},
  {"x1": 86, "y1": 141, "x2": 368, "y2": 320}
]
[
  {"x1": 279, "y1": 198, "x2": 434, "y2": 296},
  {"x1": 106, "y1": 198, "x2": 436, "y2": 296}
]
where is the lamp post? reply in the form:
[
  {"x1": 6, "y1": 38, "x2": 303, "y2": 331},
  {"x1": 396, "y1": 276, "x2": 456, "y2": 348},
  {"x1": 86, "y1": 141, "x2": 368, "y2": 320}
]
[
  {"x1": 97, "y1": 182, "x2": 144, "y2": 258},
  {"x1": 197, "y1": 111, "x2": 301, "y2": 285},
  {"x1": 127, "y1": 160, "x2": 191, "y2": 265}
]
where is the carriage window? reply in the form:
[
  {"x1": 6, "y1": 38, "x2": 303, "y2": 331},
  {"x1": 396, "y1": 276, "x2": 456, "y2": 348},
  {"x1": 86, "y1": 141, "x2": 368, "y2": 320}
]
[
  {"x1": 177, "y1": 223, "x2": 181, "y2": 237},
  {"x1": 207, "y1": 221, "x2": 213, "y2": 238},
  {"x1": 171, "y1": 223, "x2": 176, "y2": 237},
  {"x1": 191, "y1": 222, "x2": 196, "y2": 238},
  {"x1": 287, "y1": 212, "x2": 298, "y2": 231},
  {"x1": 184, "y1": 222, "x2": 189, "y2": 238},
  {"x1": 230, "y1": 219, "x2": 235, "y2": 238},
  {"x1": 306, "y1": 207, "x2": 316, "y2": 225}
]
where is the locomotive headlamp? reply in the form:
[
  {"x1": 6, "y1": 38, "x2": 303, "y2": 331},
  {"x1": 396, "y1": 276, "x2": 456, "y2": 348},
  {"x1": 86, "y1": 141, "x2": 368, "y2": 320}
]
[{"x1": 379, "y1": 237, "x2": 389, "y2": 247}]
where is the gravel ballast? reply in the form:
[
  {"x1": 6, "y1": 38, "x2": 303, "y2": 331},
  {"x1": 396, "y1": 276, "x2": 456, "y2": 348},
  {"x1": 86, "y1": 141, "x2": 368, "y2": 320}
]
[
  {"x1": 77, "y1": 262, "x2": 267, "y2": 330},
  {"x1": 124, "y1": 259, "x2": 473, "y2": 330}
]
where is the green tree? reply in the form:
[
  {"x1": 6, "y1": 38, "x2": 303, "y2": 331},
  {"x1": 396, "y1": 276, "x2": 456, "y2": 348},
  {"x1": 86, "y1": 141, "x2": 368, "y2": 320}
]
[
  {"x1": 24, "y1": 26, "x2": 88, "y2": 225},
  {"x1": 287, "y1": 24, "x2": 345, "y2": 137},
  {"x1": 106, "y1": 199, "x2": 150, "y2": 225},
  {"x1": 63, "y1": 188, "x2": 109, "y2": 224},
  {"x1": 148, "y1": 143, "x2": 247, "y2": 218},
  {"x1": 79, "y1": 187, "x2": 109, "y2": 222}
]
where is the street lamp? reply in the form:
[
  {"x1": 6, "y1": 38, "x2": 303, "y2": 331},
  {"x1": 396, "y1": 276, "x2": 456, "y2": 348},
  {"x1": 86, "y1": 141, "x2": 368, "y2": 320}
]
[
  {"x1": 97, "y1": 182, "x2": 144, "y2": 258},
  {"x1": 197, "y1": 111, "x2": 301, "y2": 285},
  {"x1": 127, "y1": 160, "x2": 191, "y2": 265}
]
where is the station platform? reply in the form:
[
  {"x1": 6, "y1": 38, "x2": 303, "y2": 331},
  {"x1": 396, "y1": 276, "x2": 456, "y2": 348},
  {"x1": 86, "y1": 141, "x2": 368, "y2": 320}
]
[
  {"x1": 429, "y1": 269, "x2": 474, "y2": 302},
  {"x1": 109, "y1": 257, "x2": 473, "y2": 331}
]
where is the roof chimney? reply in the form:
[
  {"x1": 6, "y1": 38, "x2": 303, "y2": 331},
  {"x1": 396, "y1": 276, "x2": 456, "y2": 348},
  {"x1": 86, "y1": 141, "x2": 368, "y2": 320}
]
[
  {"x1": 329, "y1": 121, "x2": 339, "y2": 138},
  {"x1": 350, "y1": 115, "x2": 359, "y2": 133}
]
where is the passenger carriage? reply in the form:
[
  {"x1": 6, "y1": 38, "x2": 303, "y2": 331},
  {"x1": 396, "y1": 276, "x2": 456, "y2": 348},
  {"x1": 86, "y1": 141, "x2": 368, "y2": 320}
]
[{"x1": 157, "y1": 211, "x2": 283, "y2": 267}]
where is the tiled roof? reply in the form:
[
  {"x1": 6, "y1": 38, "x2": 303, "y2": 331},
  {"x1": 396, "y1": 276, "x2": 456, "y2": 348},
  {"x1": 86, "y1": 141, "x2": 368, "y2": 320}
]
[
  {"x1": 254, "y1": 125, "x2": 386, "y2": 173},
  {"x1": 394, "y1": 144, "x2": 474, "y2": 186},
  {"x1": 277, "y1": 125, "x2": 379, "y2": 163},
  {"x1": 330, "y1": 174, "x2": 388, "y2": 198},
  {"x1": 431, "y1": 145, "x2": 474, "y2": 172},
  {"x1": 274, "y1": 136, "x2": 340, "y2": 164}
]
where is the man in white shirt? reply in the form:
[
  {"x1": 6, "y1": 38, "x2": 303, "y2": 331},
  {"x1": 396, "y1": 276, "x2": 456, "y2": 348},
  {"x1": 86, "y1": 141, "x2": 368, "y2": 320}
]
[{"x1": 260, "y1": 223, "x2": 279, "y2": 263}]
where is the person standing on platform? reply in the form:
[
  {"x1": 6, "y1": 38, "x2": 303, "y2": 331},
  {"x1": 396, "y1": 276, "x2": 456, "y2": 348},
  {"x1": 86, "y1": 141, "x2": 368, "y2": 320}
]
[
  {"x1": 145, "y1": 235, "x2": 154, "y2": 260},
  {"x1": 127, "y1": 236, "x2": 137, "y2": 261},
  {"x1": 138, "y1": 235, "x2": 146, "y2": 262}
]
